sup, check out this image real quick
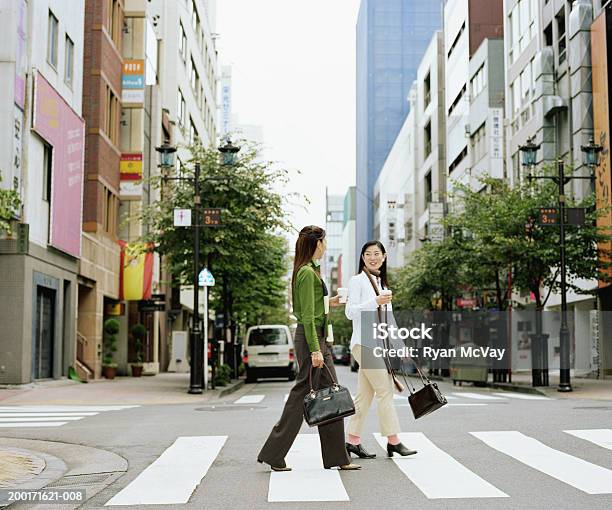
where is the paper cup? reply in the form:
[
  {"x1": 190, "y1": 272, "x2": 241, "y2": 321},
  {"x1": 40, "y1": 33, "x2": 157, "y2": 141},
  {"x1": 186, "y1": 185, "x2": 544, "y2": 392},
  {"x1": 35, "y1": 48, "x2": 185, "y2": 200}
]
[{"x1": 337, "y1": 287, "x2": 348, "y2": 303}]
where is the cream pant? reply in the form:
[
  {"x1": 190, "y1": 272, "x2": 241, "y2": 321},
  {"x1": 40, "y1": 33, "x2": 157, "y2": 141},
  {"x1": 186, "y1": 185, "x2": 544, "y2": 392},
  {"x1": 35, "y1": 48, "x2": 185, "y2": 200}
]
[{"x1": 347, "y1": 344, "x2": 401, "y2": 437}]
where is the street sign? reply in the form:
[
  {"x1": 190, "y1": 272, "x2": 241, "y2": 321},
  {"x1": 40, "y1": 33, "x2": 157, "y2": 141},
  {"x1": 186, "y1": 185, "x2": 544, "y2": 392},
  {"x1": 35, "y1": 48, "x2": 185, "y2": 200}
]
[
  {"x1": 202, "y1": 208, "x2": 221, "y2": 227},
  {"x1": 537, "y1": 207, "x2": 586, "y2": 226},
  {"x1": 139, "y1": 300, "x2": 165, "y2": 312},
  {"x1": 198, "y1": 268, "x2": 215, "y2": 287},
  {"x1": 174, "y1": 208, "x2": 192, "y2": 227}
]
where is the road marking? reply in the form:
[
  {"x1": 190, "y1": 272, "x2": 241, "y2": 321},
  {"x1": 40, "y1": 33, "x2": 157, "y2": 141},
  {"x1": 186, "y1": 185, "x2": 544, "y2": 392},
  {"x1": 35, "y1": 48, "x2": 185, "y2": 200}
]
[
  {"x1": 373, "y1": 433, "x2": 507, "y2": 499},
  {"x1": 452, "y1": 393, "x2": 506, "y2": 400},
  {"x1": 0, "y1": 416, "x2": 84, "y2": 422},
  {"x1": 491, "y1": 392, "x2": 551, "y2": 400},
  {"x1": 268, "y1": 434, "x2": 349, "y2": 502},
  {"x1": 105, "y1": 436, "x2": 227, "y2": 506},
  {"x1": 0, "y1": 412, "x2": 99, "y2": 417},
  {"x1": 234, "y1": 394, "x2": 265, "y2": 404},
  {"x1": 0, "y1": 422, "x2": 68, "y2": 427},
  {"x1": 0, "y1": 406, "x2": 139, "y2": 412},
  {"x1": 471, "y1": 431, "x2": 612, "y2": 494},
  {"x1": 564, "y1": 429, "x2": 612, "y2": 451}
]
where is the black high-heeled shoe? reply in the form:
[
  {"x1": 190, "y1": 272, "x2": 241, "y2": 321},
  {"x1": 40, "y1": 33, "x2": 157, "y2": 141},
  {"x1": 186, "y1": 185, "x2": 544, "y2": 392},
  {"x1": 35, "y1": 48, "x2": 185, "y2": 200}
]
[
  {"x1": 258, "y1": 458, "x2": 292, "y2": 471},
  {"x1": 387, "y1": 442, "x2": 417, "y2": 457},
  {"x1": 346, "y1": 442, "x2": 376, "y2": 459}
]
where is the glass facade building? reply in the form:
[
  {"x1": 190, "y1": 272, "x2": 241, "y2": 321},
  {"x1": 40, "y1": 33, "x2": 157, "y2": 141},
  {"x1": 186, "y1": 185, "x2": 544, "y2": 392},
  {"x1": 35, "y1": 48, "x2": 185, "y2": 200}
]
[{"x1": 356, "y1": 0, "x2": 443, "y2": 256}]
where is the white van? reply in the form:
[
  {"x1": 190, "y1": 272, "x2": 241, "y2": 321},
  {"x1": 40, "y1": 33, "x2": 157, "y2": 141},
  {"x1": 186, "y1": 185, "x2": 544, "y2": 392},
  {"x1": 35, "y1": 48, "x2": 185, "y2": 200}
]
[{"x1": 243, "y1": 325, "x2": 296, "y2": 383}]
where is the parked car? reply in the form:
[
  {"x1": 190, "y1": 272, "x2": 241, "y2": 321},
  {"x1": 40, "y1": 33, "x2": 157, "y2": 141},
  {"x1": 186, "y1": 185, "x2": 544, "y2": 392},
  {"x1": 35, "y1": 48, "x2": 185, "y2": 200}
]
[
  {"x1": 242, "y1": 325, "x2": 296, "y2": 383},
  {"x1": 332, "y1": 345, "x2": 350, "y2": 365}
]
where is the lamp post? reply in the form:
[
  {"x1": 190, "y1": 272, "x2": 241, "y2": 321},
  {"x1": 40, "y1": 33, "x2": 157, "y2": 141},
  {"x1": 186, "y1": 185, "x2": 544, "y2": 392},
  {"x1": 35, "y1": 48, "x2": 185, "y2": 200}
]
[
  {"x1": 156, "y1": 143, "x2": 203, "y2": 394},
  {"x1": 519, "y1": 137, "x2": 603, "y2": 392}
]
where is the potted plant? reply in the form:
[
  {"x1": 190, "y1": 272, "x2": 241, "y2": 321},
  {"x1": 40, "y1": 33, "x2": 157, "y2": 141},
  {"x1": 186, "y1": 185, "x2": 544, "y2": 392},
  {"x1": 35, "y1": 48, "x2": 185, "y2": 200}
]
[
  {"x1": 130, "y1": 323, "x2": 146, "y2": 377},
  {"x1": 102, "y1": 319, "x2": 119, "y2": 379}
]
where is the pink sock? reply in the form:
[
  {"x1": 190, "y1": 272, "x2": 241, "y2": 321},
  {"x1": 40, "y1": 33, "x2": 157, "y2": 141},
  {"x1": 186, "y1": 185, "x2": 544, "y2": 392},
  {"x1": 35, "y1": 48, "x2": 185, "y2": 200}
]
[
  {"x1": 387, "y1": 435, "x2": 400, "y2": 445},
  {"x1": 347, "y1": 434, "x2": 361, "y2": 445}
]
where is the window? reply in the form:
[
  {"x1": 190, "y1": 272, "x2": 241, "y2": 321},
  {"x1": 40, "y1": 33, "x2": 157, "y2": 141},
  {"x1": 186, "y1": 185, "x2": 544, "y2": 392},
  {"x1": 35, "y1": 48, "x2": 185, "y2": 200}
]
[
  {"x1": 519, "y1": 0, "x2": 529, "y2": 52},
  {"x1": 544, "y1": 21, "x2": 553, "y2": 47},
  {"x1": 448, "y1": 84, "x2": 466, "y2": 115},
  {"x1": 449, "y1": 146, "x2": 468, "y2": 173},
  {"x1": 189, "y1": 117, "x2": 198, "y2": 143},
  {"x1": 557, "y1": 9, "x2": 566, "y2": 64},
  {"x1": 191, "y1": 57, "x2": 199, "y2": 99},
  {"x1": 104, "y1": 85, "x2": 119, "y2": 145},
  {"x1": 424, "y1": 171, "x2": 432, "y2": 205},
  {"x1": 179, "y1": 23, "x2": 187, "y2": 61},
  {"x1": 105, "y1": 0, "x2": 121, "y2": 48},
  {"x1": 447, "y1": 22, "x2": 465, "y2": 59},
  {"x1": 470, "y1": 65, "x2": 486, "y2": 99},
  {"x1": 470, "y1": 123, "x2": 486, "y2": 164},
  {"x1": 47, "y1": 10, "x2": 59, "y2": 68},
  {"x1": 103, "y1": 187, "x2": 117, "y2": 235},
  {"x1": 424, "y1": 121, "x2": 432, "y2": 158},
  {"x1": 43, "y1": 143, "x2": 53, "y2": 202},
  {"x1": 64, "y1": 35, "x2": 74, "y2": 87},
  {"x1": 423, "y1": 72, "x2": 431, "y2": 109},
  {"x1": 177, "y1": 89, "x2": 186, "y2": 126}
]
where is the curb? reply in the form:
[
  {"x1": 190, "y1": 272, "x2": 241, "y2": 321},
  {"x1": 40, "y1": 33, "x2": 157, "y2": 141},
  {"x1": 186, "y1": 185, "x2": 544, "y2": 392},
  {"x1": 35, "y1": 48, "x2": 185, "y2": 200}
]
[
  {"x1": 216, "y1": 379, "x2": 244, "y2": 398},
  {"x1": 486, "y1": 382, "x2": 548, "y2": 396}
]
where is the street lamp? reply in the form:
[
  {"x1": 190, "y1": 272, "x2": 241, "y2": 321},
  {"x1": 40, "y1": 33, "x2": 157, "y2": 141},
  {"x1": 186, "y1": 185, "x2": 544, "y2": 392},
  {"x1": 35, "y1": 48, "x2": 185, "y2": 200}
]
[
  {"x1": 581, "y1": 137, "x2": 603, "y2": 169},
  {"x1": 218, "y1": 138, "x2": 240, "y2": 166},
  {"x1": 518, "y1": 137, "x2": 541, "y2": 171},
  {"x1": 156, "y1": 143, "x2": 203, "y2": 394}
]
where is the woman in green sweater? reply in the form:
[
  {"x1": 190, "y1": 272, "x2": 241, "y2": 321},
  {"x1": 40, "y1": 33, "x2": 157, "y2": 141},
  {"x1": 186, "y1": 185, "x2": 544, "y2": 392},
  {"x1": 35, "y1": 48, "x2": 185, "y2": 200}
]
[{"x1": 257, "y1": 225, "x2": 360, "y2": 472}]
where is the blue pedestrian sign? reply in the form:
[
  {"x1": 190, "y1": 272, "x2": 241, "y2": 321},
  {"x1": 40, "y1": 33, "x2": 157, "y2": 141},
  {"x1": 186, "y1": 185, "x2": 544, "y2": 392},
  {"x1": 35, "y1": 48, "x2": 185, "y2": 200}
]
[{"x1": 198, "y1": 268, "x2": 215, "y2": 287}]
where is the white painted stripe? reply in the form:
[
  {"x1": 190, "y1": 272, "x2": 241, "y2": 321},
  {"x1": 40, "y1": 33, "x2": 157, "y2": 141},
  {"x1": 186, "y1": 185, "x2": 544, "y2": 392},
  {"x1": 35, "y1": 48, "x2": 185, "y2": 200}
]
[
  {"x1": 0, "y1": 416, "x2": 84, "y2": 422},
  {"x1": 268, "y1": 434, "x2": 349, "y2": 502},
  {"x1": 452, "y1": 393, "x2": 506, "y2": 400},
  {"x1": 0, "y1": 422, "x2": 68, "y2": 428},
  {"x1": 472, "y1": 431, "x2": 612, "y2": 494},
  {"x1": 492, "y1": 392, "x2": 551, "y2": 400},
  {"x1": 0, "y1": 412, "x2": 99, "y2": 417},
  {"x1": 565, "y1": 429, "x2": 612, "y2": 451},
  {"x1": 0, "y1": 406, "x2": 139, "y2": 412},
  {"x1": 374, "y1": 433, "x2": 507, "y2": 499},
  {"x1": 393, "y1": 393, "x2": 459, "y2": 401},
  {"x1": 105, "y1": 436, "x2": 227, "y2": 506},
  {"x1": 234, "y1": 394, "x2": 265, "y2": 404}
]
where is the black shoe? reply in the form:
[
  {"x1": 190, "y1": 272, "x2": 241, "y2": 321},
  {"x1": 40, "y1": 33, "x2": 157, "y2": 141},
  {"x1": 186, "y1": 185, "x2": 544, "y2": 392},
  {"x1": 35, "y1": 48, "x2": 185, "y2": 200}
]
[
  {"x1": 387, "y1": 442, "x2": 417, "y2": 457},
  {"x1": 346, "y1": 442, "x2": 376, "y2": 459},
  {"x1": 258, "y1": 458, "x2": 292, "y2": 471}
]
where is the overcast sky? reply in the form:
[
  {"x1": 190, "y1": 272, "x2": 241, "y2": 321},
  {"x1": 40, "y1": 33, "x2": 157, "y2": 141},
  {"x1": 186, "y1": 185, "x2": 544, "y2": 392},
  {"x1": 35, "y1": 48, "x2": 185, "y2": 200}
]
[{"x1": 216, "y1": 0, "x2": 360, "y2": 235}]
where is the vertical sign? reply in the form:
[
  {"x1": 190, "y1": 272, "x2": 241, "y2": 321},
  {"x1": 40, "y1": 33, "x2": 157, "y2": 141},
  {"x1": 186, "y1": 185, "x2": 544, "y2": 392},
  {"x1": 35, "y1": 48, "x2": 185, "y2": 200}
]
[
  {"x1": 122, "y1": 59, "x2": 145, "y2": 104},
  {"x1": 592, "y1": 11, "x2": 612, "y2": 286},
  {"x1": 489, "y1": 107, "x2": 504, "y2": 178}
]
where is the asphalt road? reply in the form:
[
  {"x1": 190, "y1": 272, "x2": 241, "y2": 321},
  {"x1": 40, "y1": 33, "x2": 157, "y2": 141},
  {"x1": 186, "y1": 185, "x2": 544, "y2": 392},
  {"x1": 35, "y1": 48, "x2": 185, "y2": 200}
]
[{"x1": 2, "y1": 366, "x2": 612, "y2": 510}]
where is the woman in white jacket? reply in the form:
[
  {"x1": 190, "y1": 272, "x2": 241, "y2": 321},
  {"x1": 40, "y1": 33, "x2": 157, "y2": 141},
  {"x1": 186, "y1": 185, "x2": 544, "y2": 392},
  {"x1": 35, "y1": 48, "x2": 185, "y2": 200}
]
[{"x1": 344, "y1": 241, "x2": 417, "y2": 459}]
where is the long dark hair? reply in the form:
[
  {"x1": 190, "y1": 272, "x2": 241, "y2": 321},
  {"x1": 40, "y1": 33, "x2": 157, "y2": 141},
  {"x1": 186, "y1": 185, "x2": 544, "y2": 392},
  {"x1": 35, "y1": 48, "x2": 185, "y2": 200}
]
[
  {"x1": 358, "y1": 240, "x2": 389, "y2": 289},
  {"x1": 291, "y1": 225, "x2": 326, "y2": 296}
]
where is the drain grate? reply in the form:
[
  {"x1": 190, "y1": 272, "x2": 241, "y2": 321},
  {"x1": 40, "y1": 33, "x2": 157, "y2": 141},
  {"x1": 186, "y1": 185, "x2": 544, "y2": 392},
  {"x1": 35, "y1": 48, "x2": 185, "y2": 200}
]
[
  {"x1": 46, "y1": 473, "x2": 114, "y2": 488},
  {"x1": 195, "y1": 405, "x2": 267, "y2": 412}
]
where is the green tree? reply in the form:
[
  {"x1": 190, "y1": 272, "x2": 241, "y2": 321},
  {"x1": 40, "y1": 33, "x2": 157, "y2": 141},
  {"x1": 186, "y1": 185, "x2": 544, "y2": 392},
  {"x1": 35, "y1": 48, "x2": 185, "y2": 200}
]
[{"x1": 0, "y1": 175, "x2": 21, "y2": 235}]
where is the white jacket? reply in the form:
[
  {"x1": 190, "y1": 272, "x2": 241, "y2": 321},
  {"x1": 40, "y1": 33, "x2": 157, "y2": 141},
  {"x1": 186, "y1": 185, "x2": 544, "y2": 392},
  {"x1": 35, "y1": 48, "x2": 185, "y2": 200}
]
[{"x1": 345, "y1": 271, "x2": 393, "y2": 349}]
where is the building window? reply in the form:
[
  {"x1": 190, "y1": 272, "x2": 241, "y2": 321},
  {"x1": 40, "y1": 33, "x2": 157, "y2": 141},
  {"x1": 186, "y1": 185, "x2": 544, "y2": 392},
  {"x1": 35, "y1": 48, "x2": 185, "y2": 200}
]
[
  {"x1": 47, "y1": 10, "x2": 59, "y2": 68},
  {"x1": 177, "y1": 89, "x2": 186, "y2": 126},
  {"x1": 104, "y1": 85, "x2": 119, "y2": 145},
  {"x1": 449, "y1": 146, "x2": 468, "y2": 173},
  {"x1": 103, "y1": 187, "x2": 117, "y2": 235},
  {"x1": 424, "y1": 171, "x2": 432, "y2": 205},
  {"x1": 179, "y1": 23, "x2": 187, "y2": 62},
  {"x1": 423, "y1": 72, "x2": 431, "y2": 109},
  {"x1": 424, "y1": 121, "x2": 432, "y2": 158},
  {"x1": 544, "y1": 21, "x2": 553, "y2": 47},
  {"x1": 189, "y1": 117, "x2": 198, "y2": 143},
  {"x1": 191, "y1": 57, "x2": 199, "y2": 100},
  {"x1": 43, "y1": 143, "x2": 53, "y2": 202},
  {"x1": 447, "y1": 21, "x2": 465, "y2": 59},
  {"x1": 470, "y1": 64, "x2": 485, "y2": 99},
  {"x1": 557, "y1": 8, "x2": 566, "y2": 64},
  {"x1": 64, "y1": 35, "x2": 74, "y2": 87},
  {"x1": 448, "y1": 84, "x2": 466, "y2": 116},
  {"x1": 105, "y1": 0, "x2": 122, "y2": 49},
  {"x1": 470, "y1": 123, "x2": 486, "y2": 164},
  {"x1": 192, "y1": 0, "x2": 200, "y2": 33}
]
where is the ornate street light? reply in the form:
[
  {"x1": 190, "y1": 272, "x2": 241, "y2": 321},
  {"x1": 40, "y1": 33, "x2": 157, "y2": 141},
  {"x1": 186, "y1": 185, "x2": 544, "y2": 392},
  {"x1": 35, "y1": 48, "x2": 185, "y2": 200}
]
[
  {"x1": 218, "y1": 138, "x2": 240, "y2": 166},
  {"x1": 581, "y1": 137, "x2": 603, "y2": 170},
  {"x1": 518, "y1": 137, "x2": 540, "y2": 169},
  {"x1": 155, "y1": 143, "x2": 177, "y2": 170}
]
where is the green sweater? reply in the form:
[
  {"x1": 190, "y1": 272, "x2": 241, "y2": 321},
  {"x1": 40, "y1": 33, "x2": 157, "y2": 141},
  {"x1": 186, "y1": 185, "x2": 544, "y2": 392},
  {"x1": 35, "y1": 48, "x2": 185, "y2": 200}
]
[{"x1": 293, "y1": 260, "x2": 326, "y2": 352}]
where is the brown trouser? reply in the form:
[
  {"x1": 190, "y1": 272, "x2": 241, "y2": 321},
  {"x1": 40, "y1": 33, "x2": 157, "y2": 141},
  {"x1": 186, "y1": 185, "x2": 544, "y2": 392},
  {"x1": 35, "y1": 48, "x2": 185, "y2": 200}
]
[{"x1": 257, "y1": 324, "x2": 351, "y2": 469}]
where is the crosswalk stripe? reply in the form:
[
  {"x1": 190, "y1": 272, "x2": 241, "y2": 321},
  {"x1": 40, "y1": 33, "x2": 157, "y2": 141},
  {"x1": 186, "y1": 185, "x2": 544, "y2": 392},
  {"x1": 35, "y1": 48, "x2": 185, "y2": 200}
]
[
  {"x1": 0, "y1": 412, "x2": 99, "y2": 417},
  {"x1": 0, "y1": 422, "x2": 68, "y2": 428},
  {"x1": 105, "y1": 436, "x2": 227, "y2": 506},
  {"x1": 492, "y1": 392, "x2": 552, "y2": 400},
  {"x1": 564, "y1": 429, "x2": 612, "y2": 451},
  {"x1": 452, "y1": 392, "x2": 506, "y2": 400},
  {"x1": 471, "y1": 431, "x2": 612, "y2": 494},
  {"x1": 268, "y1": 434, "x2": 349, "y2": 502},
  {"x1": 0, "y1": 416, "x2": 84, "y2": 422},
  {"x1": 373, "y1": 433, "x2": 507, "y2": 499},
  {"x1": 0, "y1": 406, "x2": 139, "y2": 412},
  {"x1": 234, "y1": 395, "x2": 265, "y2": 404}
]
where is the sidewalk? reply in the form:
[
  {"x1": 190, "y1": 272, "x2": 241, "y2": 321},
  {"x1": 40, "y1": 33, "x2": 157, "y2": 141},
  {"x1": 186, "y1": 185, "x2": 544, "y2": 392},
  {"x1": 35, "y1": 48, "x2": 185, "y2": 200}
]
[{"x1": 0, "y1": 373, "x2": 244, "y2": 406}]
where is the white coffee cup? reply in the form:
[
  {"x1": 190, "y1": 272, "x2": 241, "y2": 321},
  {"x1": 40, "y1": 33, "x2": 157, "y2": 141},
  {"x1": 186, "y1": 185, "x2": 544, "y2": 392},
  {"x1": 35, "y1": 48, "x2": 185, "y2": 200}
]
[
  {"x1": 380, "y1": 289, "x2": 392, "y2": 297},
  {"x1": 337, "y1": 287, "x2": 348, "y2": 304}
]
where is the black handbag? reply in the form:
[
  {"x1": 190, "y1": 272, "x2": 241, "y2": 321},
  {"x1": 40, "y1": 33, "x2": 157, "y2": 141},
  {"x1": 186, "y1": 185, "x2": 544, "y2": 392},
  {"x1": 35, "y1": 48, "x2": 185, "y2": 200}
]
[
  {"x1": 303, "y1": 364, "x2": 355, "y2": 427},
  {"x1": 404, "y1": 361, "x2": 448, "y2": 419}
]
